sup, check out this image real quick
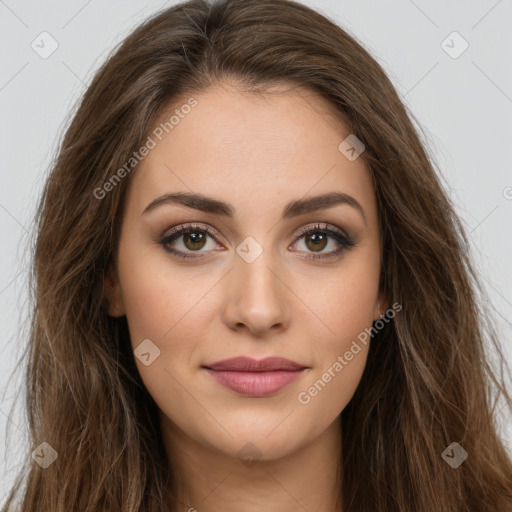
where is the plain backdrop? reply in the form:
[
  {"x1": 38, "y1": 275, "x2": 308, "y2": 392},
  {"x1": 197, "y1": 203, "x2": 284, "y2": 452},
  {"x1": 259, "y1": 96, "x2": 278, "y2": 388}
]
[{"x1": 1, "y1": 0, "x2": 511, "y2": 502}]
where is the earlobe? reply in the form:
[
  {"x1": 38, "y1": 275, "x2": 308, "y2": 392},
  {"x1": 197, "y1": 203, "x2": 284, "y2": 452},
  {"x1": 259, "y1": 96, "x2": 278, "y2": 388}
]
[
  {"x1": 373, "y1": 291, "x2": 390, "y2": 322},
  {"x1": 373, "y1": 304, "x2": 382, "y2": 322},
  {"x1": 104, "y1": 264, "x2": 126, "y2": 317}
]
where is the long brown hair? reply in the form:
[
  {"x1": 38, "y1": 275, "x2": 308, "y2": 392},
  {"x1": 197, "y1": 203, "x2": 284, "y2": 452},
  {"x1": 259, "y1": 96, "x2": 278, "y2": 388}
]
[{"x1": 3, "y1": 0, "x2": 512, "y2": 510}]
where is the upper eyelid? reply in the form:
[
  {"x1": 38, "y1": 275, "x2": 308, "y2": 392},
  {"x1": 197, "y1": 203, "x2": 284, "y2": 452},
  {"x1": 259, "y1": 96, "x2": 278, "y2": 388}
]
[
  {"x1": 294, "y1": 222, "x2": 348, "y2": 239},
  {"x1": 162, "y1": 223, "x2": 222, "y2": 242}
]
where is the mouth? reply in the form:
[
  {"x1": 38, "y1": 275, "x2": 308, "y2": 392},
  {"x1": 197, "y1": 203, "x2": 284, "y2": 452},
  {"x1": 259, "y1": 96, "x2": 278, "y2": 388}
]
[{"x1": 202, "y1": 356, "x2": 309, "y2": 398}]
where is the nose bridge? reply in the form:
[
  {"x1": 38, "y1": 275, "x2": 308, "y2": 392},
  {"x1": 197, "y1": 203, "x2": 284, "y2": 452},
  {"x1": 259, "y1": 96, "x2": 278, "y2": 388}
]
[
  {"x1": 237, "y1": 247, "x2": 278, "y2": 299},
  {"x1": 222, "y1": 236, "x2": 289, "y2": 335}
]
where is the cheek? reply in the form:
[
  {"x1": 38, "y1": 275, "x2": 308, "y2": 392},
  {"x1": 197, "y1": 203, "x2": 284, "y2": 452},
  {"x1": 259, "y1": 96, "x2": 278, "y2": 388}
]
[
  {"x1": 115, "y1": 238, "x2": 215, "y2": 412},
  {"x1": 117, "y1": 233, "x2": 211, "y2": 345},
  {"x1": 294, "y1": 258, "x2": 378, "y2": 411},
  {"x1": 297, "y1": 254, "x2": 380, "y2": 339},
  {"x1": 296, "y1": 281, "x2": 374, "y2": 415}
]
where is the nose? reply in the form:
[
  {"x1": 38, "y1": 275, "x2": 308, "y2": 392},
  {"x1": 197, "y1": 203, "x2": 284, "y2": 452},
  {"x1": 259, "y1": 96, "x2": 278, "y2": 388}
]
[{"x1": 221, "y1": 249, "x2": 291, "y2": 338}]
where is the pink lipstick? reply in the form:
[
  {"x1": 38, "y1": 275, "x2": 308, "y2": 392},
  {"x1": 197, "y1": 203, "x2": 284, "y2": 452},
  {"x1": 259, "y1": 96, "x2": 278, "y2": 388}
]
[{"x1": 202, "y1": 356, "x2": 308, "y2": 397}]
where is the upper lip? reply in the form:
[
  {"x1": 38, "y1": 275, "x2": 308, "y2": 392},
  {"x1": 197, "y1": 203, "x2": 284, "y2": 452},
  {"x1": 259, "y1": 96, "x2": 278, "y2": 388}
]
[{"x1": 203, "y1": 356, "x2": 307, "y2": 372}]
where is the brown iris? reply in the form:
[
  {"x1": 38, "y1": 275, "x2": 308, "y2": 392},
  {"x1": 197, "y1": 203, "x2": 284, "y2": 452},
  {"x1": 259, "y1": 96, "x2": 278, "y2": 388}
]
[
  {"x1": 183, "y1": 231, "x2": 207, "y2": 250},
  {"x1": 304, "y1": 232, "x2": 327, "y2": 252}
]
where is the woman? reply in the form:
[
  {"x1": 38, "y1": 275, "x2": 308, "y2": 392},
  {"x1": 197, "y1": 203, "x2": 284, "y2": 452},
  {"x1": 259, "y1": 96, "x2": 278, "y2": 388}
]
[{"x1": 3, "y1": 0, "x2": 512, "y2": 510}]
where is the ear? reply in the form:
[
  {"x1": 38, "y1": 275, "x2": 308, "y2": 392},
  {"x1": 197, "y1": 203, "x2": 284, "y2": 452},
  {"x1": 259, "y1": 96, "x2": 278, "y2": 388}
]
[
  {"x1": 373, "y1": 288, "x2": 390, "y2": 322},
  {"x1": 104, "y1": 263, "x2": 126, "y2": 317}
]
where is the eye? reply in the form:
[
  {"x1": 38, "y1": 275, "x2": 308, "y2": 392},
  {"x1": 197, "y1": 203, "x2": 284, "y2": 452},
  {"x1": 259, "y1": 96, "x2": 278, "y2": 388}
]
[
  {"x1": 289, "y1": 223, "x2": 355, "y2": 260},
  {"x1": 158, "y1": 223, "x2": 221, "y2": 260},
  {"x1": 157, "y1": 222, "x2": 356, "y2": 261}
]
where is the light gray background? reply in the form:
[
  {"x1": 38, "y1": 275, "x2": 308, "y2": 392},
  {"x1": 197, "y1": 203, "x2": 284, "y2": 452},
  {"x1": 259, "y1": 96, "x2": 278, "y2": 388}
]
[{"x1": 1, "y1": 0, "x2": 511, "y2": 502}]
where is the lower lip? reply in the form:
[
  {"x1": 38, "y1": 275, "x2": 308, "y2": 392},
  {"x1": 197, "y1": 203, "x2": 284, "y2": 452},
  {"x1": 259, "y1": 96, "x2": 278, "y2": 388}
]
[{"x1": 204, "y1": 368, "x2": 306, "y2": 397}]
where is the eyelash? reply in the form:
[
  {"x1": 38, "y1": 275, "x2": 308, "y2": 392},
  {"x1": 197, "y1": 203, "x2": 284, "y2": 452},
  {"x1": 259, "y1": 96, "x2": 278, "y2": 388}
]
[{"x1": 157, "y1": 222, "x2": 356, "y2": 261}]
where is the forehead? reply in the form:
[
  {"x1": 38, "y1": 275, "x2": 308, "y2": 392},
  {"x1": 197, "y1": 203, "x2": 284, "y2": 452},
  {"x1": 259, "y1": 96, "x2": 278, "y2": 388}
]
[{"x1": 124, "y1": 82, "x2": 376, "y2": 223}]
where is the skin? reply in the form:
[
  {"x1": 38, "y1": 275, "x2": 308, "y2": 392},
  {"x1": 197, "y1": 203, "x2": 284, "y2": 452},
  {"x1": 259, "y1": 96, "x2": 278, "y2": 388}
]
[{"x1": 105, "y1": 81, "x2": 386, "y2": 512}]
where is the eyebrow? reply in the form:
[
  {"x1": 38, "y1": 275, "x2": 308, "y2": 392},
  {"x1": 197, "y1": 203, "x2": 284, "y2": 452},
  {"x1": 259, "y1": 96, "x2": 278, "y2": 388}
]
[{"x1": 142, "y1": 191, "x2": 367, "y2": 224}]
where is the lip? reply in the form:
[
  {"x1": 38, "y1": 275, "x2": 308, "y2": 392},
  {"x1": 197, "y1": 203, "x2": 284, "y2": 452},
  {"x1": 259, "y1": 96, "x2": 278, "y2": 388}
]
[
  {"x1": 204, "y1": 356, "x2": 306, "y2": 372},
  {"x1": 202, "y1": 357, "x2": 308, "y2": 397}
]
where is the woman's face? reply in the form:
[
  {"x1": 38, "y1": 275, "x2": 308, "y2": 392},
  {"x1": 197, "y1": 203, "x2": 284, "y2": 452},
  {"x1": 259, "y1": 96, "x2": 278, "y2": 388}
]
[{"x1": 106, "y1": 82, "x2": 384, "y2": 460}]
